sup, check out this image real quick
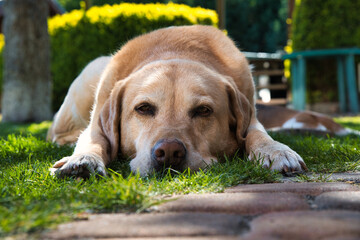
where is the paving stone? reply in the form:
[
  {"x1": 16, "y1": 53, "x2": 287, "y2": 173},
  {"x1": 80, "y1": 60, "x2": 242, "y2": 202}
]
[
  {"x1": 314, "y1": 191, "x2": 360, "y2": 210},
  {"x1": 282, "y1": 172, "x2": 360, "y2": 184},
  {"x1": 44, "y1": 212, "x2": 246, "y2": 239},
  {"x1": 325, "y1": 237, "x2": 360, "y2": 240},
  {"x1": 156, "y1": 192, "x2": 309, "y2": 215},
  {"x1": 328, "y1": 172, "x2": 360, "y2": 183},
  {"x1": 97, "y1": 237, "x2": 238, "y2": 240},
  {"x1": 225, "y1": 182, "x2": 360, "y2": 196},
  {"x1": 242, "y1": 210, "x2": 360, "y2": 240}
]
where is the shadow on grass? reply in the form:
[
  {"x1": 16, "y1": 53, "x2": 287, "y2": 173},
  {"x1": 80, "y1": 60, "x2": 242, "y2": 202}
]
[
  {"x1": 338, "y1": 122, "x2": 360, "y2": 131},
  {"x1": 0, "y1": 121, "x2": 75, "y2": 170},
  {"x1": 335, "y1": 116, "x2": 360, "y2": 131},
  {"x1": 107, "y1": 156, "x2": 132, "y2": 177},
  {"x1": 0, "y1": 121, "x2": 52, "y2": 139}
]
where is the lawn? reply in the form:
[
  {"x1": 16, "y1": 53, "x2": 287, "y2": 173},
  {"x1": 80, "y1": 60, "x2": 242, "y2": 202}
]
[{"x1": 0, "y1": 117, "x2": 359, "y2": 237}]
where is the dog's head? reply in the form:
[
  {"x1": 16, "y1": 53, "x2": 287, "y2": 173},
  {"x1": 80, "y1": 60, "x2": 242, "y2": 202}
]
[{"x1": 99, "y1": 60, "x2": 252, "y2": 176}]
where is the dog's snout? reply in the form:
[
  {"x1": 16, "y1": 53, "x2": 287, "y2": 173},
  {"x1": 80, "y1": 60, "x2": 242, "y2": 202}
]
[{"x1": 152, "y1": 139, "x2": 186, "y2": 169}]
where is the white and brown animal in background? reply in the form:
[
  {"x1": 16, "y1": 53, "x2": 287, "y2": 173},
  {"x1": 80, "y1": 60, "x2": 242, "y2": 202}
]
[
  {"x1": 47, "y1": 25, "x2": 307, "y2": 178},
  {"x1": 256, "y1": 104, "x2": 359, "y2": 136}
]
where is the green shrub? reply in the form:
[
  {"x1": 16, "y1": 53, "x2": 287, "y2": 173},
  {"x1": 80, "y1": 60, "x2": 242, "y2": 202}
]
[
  {"x1": 0, "y1": 3, "x2": 217, "y2": 111},
  {"x1": 291, "y1": 0, "x2": 360, "y2": 104},
  {"x1": 58, "y1": 0, "x2": 203, "y2": 12},
  {"x1": 60, "y1": 0, "x2": 288, "y2": 53},
  {"x1": 226, "y1": 0, "x2": 287, "y2": 52},
  {"x1": 292, "y1": 0, "x2": 360, "y2": 50}
]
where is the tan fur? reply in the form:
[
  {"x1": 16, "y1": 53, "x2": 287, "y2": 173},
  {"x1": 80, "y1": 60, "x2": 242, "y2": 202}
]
[
  {"x1": 48, "y1": 25, "x2": 306, "y2": 177},
  {"x1": 256, "y1": 104, "x2": 299, "y2": 129},
  {"x1": 256, "y1": 104, "x2": 349, "y2": 136}
]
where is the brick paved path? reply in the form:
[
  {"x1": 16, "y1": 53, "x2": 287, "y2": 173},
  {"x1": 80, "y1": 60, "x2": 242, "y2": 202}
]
[{"x1": 45, "y1": 176, "x2": 360, "y2": 240}]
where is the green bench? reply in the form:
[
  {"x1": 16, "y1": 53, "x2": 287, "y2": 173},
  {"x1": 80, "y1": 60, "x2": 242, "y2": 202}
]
[{"x1": 282, "y1": 48, "x2": 360, "y2": 113}]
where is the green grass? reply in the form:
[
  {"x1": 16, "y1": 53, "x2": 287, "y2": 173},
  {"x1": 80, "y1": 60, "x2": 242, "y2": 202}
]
[
  {"x1": 270, "y1": 133, "x2": 360, "y2": 173},
  {"x1": 335, "y1": 116, "x2": 360, "y2": 131},
  {"x1": 1, "y1": 117, "x2": 360, "y2": 237}
]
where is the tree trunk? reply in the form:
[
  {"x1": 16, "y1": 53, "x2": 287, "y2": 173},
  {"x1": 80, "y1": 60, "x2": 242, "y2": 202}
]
[
  {"x1": 216, "y1": 0, "x2": 226, "y2": 29},
  {"x1": 2, "y1": 0, "x2": 52, "y2": 123},
  {"x1": 84, "y1": 0, "x2": 92, "y2": 10}
]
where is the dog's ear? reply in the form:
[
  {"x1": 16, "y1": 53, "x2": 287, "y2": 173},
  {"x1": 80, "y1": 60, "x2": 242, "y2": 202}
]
[
  {"x1": 98, "y1": 81, "x2": 127, "y2": 160},
  {"x1": 225, "y1": 79, "x2": 252, "y2": 148}
]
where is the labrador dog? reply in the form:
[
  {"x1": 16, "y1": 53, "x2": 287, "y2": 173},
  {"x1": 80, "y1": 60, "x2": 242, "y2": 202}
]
[{"x1": 48, "y1": 25, "x2": 307, "y2": 178}]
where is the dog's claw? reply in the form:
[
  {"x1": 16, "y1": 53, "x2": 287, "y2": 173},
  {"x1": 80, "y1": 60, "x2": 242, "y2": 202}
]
[
  {"x1": 300, "y1": 161, "x2": 308, "y2": 171},
  {"x1": 249, "y1": 141, "x2": 307, "y2": 173}
]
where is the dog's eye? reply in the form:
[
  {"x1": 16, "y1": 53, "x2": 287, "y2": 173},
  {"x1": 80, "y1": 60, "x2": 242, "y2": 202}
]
[
  {"x1": 192, "y1": 106, "x2": 213, "y2": 118},
  {"x1": 135, "y1": 103, "x2": 156, "y2": 116}
]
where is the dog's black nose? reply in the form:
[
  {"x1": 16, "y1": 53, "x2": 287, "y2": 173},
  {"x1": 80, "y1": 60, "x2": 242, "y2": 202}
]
[{"x1": 151, "y1": 139, "x2": 186, "y2": 169}]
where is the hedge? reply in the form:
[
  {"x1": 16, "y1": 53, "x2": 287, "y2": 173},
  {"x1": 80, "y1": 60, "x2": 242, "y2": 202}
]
[
  {"x1": 61, "y1": 0, "x2": 288, "y2": 53},
  {"x1": 226, "y1": 0, "x2": 287, "y2": 53},
  {"x1": 0, "y1": 3, "x2": 217, "y2": 110},
  {"x1": 292, "y1": 0, "x2": 360, "y2": 51},
  {"x1": 291, "y1": 0, "x2": 360, "y2": 104}
]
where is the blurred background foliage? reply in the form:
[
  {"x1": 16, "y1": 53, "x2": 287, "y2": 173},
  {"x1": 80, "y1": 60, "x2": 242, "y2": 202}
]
[
  {"x1": 291, "y1": 0, "x2": 360, "y2": 104},
  {"x1": 292, "y1": 0, "x2": 360, "y2": 50},
  {"x1": 58, "y1": 0, "x2": 289, "y2": 53}
]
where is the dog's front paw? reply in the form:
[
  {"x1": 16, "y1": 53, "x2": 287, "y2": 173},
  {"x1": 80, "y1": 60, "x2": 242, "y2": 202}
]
[
  {"x1": 50, "y1": 153, "x2": 107, "y2": 178},
  {"x1": 249, "y1": 142, "x2": 307, "y2": 173}
]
